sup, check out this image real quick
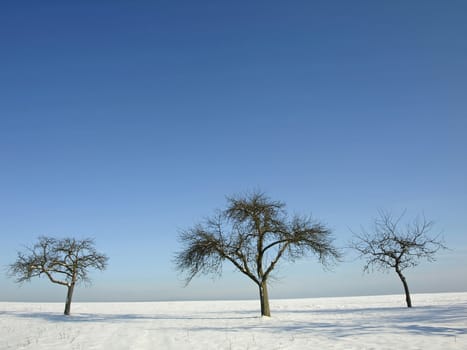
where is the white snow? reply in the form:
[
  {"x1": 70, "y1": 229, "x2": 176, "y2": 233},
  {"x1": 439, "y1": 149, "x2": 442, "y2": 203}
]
[{"x1": 1, "y1": 293, "x2": 466, "y2": 349}]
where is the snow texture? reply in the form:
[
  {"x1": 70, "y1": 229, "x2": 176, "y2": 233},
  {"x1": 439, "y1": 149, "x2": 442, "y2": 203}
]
[{"x1": 1, "y1": 293, "x2": 466, "y2": 349}]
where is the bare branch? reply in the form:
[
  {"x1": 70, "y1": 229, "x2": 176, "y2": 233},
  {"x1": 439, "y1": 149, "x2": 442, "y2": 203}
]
[
  {"x1": 174, "y1": 191, "x2": 340, "y2": 316},
  {"x1": 350, "y1": 210, "x2": 447, "y2": 307},
  {"x1": 8, "y1": 236, "x2": 109, "y2": 307}
]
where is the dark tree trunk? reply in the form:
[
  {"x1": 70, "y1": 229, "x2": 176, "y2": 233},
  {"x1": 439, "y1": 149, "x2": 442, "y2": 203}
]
[
  {"x1": 259, "y1": 280, "x2": 271, "y2": 317},
  {"x1": 64, "y1": 283, "x2": 75, "y2": 315},
  {"x1": 396, "y1": 268, "x2": 412, "y2": 308}
]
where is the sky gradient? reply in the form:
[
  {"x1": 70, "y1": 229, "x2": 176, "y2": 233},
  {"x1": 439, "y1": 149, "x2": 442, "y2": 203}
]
[{"x1": 1, "y1": 0, "x2": 466, "y2": 302}]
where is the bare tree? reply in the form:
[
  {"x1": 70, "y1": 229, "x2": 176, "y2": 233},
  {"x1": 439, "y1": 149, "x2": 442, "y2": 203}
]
[
  {"x1": 175, "y1": 192, "x2": 341, "y2": 316},
  {"x1": 350, "y1": 211, "x2": 447, "y2": 307},
  {"x1": 9, "y1": 236, "x2": 108, "y2": 315}
]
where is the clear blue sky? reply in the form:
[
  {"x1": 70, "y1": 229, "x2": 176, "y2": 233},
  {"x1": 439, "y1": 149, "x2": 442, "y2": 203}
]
[{"x1": 1, "y1": 0, "x2": 466, "y2": 302}]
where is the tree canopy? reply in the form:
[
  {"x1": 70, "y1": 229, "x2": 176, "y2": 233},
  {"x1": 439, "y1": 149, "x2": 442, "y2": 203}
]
[
  {"x1": 9, "y1": 236, "x2": 108, "y2": 315},
  {"x1": 351, "y1": 210, "x2": 447, "y2": 307},
  {"x1": 175, "y1": 191, "x2": 341, "y2": 316}
]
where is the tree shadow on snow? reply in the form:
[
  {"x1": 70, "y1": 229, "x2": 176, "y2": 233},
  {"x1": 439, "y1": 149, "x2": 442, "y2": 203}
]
[
  {"x1": 191, "y1": 303, "x2": 467, "y2": 338},
  {"x1": 274, "y1": 303, "x2": 467, "y2": 325},
  {"x1": 1, "y1": 311, "x2": 258, "y2": 323},
  {"x1": 3, "y1": 303, "x2": 466, "y2": 338}
]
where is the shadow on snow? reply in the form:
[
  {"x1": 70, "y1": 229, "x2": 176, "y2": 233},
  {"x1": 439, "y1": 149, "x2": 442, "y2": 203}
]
[{"x1": 2, "y1": 303, "x2": 466, "y2": 338}]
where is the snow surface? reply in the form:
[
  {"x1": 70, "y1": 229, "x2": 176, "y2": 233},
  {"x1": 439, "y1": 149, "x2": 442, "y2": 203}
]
[{"x1": 1, "y1": 293, "x2": 466, "y2": 349}]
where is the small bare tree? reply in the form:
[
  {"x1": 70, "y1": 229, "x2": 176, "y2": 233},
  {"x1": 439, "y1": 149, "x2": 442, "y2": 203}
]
[
  {"x1": 9, "y1": 236, "x2": 108, "y2": 315},
  {"x1": 350, "y1": 211, "x2": 447, "y2": 307},
  {"x1": 175, "y1": 191, "x2": 341, "y2": 316}
]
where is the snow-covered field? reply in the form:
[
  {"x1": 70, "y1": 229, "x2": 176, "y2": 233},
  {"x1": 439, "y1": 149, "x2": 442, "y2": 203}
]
[{"x1": 1, "y1": 293, "x2": 466, "y2": 349}]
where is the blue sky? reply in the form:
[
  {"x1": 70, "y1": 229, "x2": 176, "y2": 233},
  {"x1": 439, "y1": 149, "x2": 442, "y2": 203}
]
[{"x1": 1, "y1": 0, "x2": 466, "y2": 302}]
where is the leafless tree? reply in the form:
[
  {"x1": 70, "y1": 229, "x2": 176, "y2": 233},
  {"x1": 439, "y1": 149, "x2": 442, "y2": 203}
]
[
  {"x1": 350, "y1": 210, "x2": 447, "y2": 307},
  {"x1": 9, "y1": 236, "x2": 108, "y2": 315},
  {"x1": 174, "y1": 191, "x2": 341, "y2": 316}
]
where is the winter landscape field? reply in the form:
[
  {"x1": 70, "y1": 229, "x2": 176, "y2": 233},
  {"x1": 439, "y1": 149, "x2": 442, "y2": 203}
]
[{"x1": 1, "y1": 292, "x2": 466, "y2": 350}]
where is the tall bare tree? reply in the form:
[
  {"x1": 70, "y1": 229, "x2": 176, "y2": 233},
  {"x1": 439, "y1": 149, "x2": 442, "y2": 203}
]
[
  {"x1": 175, "y1": 192, "x2": 341, "y2": 316},
  {"x1": 350, "y1": 211, "x2": 447, "y2": 307},
  {"x1": 9, "y1": 236, "x2": 108, "y2": 315}
]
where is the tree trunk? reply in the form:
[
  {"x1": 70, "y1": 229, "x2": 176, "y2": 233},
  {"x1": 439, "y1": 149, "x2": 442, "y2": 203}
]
[
  {"x1": 64, "y1": 283, "x2": 75, "y2": 315},
  {"x1": 396, "y1": 269, "x2": 412, "y2": 308},
  {"x1": 259, "y1": 280, "x2": 271, "y2": 317}
]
